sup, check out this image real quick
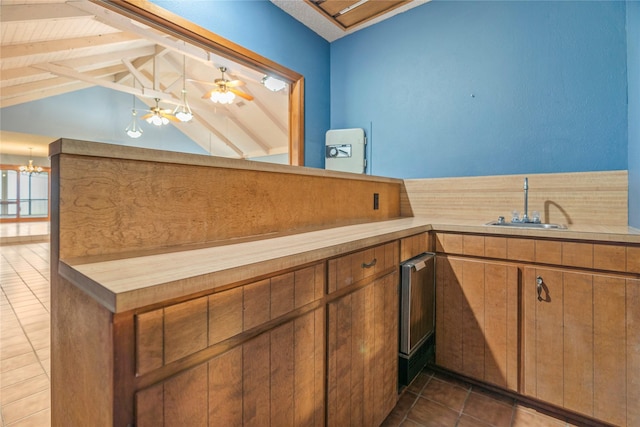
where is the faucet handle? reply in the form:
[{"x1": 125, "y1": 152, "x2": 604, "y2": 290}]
[
  {"x1": 511, "y1": 210, "x2": 520, "y2": 223},
  {"x1": 498, "y1": 216, "x2": 505, "y2": 224}
]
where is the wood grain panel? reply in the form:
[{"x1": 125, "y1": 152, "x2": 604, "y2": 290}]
[
  {"x1": 522, "y1": 268, "x2": 537, "y2": 398},
  {"x1": 208, "y1": 346, "x2": 243, "y2": 427},
  {"x1": 593, "y1": 244, "x2": 626, "y2": 272},
  {"x1": 628, "y1": 246, "x2": 640, "y2": 274},
  {"x1": 363, "y1": 283, "x2": 376, "y2": 427},
  {"x1": 313, "y1": 308, "x2": 325, "y2": 427},
  {"x1": 57, "y1": 152, "x2": 401, "y2": 259},
  {"x1": 335, "y1": 293, "x2": 352, "y2": 425},
  {"x1": 484, "y1": 263, "x2": 508, "y2": 388},
  {"x1": 136, "y1": 308, "x2": 164, "y2": 375},
  {"x1": 400, "y1": 232, "x2": 429, "y2": 261},
  {"x1": 243, "y1": 332, "x2": 270, "y2": 427},
  {"x1": 243, "y1": 279, "x2": 270, "y2": 330},
  {"x1": 506, "y1": 266, "x2": 519, "y2": 392},
  {"x1": 135, "y1": 383, "x2": 163, "y2": 427},
  {"x1": 535, "y1": 239, "x2": 562, "y2": 265},
  {"x1": 593, "y1": 275, "x2": 626, "y2": 426},
  {"x1": 271, "y1": 272, "x2": 294, "y2": 319},
  {"x1": 436, "y1": 257, "x2": 463, "y2": 372},
  {"x1": 51, "y1": 277, "x2": 114, "y2": 426},
  {"x1": 373, "y1": 277, "x2": 386, "y2": 425},
  {"x1": 534, "y1": 268, "x2": 564, "y2": 408},
  {"x1": 294, "y1": 265, "x2": 316, "y2": 308},
  {"x1": 485, "y1": 236, "x2": 507, "y2": 259},
  {"x1": 461, "y1": 260, "x2": 485, "y2": 380},
  {"x1": 163, "y1": 297, "x2": 208, "y2": 364},
  {"x1": 436, "y1": 233, "x2": 463, "y2": 254},
  {"x1": 562, "y1": 242, "x2": 593, "y2": 269},
  {"x1": 562, "y1": 272, "x2": 593, "y2": 416},
  {"x1": 382, "y1": 273, "x2": 399, "y2": 418},
  {"x1": 507, "y1": 238, "x2": 535, "y2": 262},
  {"x1": 208, "y1": 287, "x2": 243, "y2": 345},
  {"x1": 271, "y1": 322, "x2": 295, "y2": 427},
  {"x1": 401, "y1": 171, "x2": 628, "y2": 226},
  {"x1": 293, "y1": 311, "x2": 317, "y2": 426},
  {"x1": 350, "y1": 288, "x2": 365, "y2": 426},
  {"x1": 164, "y1": 363, "x2": 208, "y2": 426},
  {"x1": 463, "y1": 235, "x2": 485, "y2": 257},
  {"x1": 628, "y1": 278, "x2": 640, "y2": 427}
]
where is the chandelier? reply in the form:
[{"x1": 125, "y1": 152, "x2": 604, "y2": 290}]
[{"x1": 19, "y1": 148, "x2": 43, "y2": 175}]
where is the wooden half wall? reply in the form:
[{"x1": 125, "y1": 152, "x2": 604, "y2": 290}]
[
  {"x1": 401, "y1": 171, "x2": 628, "y2": 227},
  {"x1": 51, "y1": 139, "x2": 402, "y2": 260}
]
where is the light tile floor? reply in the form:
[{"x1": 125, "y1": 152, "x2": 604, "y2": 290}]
[
  {"x1": 1, "y1": 238, "x2": 572, "y2": 427},
  {"x1": 1, "y1": 242, "x2": 50, "y2": 427}
]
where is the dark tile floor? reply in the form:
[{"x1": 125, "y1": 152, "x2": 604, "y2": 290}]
[{"x1": 383, "y1": 368, "x2": 577, "y2": 427}]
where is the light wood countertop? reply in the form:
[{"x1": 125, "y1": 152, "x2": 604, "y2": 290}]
[
  {"x1": 59, "y1": 218, "x2": 432, "y2": 313},
  {"x1": 58, "y1": 217, "x2": 640, "y2": 314}
]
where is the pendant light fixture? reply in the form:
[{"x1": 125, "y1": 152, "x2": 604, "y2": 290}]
[
  {"x1": 174, "y1": 56, "x2": 193, "y2": 122},
  {"x1": 125, "y1": 95, "x2": 143, "y2": 138},
  {"x1": 125, "y1": 80, "x2": 143, "y2": 138}
]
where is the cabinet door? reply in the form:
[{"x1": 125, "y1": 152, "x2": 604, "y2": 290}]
[
  {"x1": 435, "y1": 256, "x2": 518, "y2": 391},
  {"x1": 136, "y1": 307, "x2": 325, "y2": 427},
  {"x1": 326, "y1": 271, "x2": 399, "y2": 427},
  {"x1": 523, "y1": 268, "x2": 637, "y2": 426}
]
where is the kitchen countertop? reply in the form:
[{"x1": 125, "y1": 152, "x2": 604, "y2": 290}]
[{"x1": 58, "y1": 216, "x2": 640, "y2": 314}]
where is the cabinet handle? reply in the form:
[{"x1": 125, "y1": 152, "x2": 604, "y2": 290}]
[
  {"x1": 362, "y1": 258, "x2": 377, "y2": 269},
  {"x1": 536, "y1": 276, "x2": 544, "y2": 301}
]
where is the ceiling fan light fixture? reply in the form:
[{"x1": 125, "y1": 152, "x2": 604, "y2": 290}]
[
  {"x1": 147, "y1": 114, "x2": 169, "y2": 126},
  {"x1": 261, "y1": 75, "x2": 287, "y2": 92},
  {"x1": 210, "y1": 89, "x2": 235, "y2": 104}
]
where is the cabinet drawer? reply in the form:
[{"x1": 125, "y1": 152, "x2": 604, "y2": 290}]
[
  {"x1": 136, "y1": 262, "x2": 325, "y2": 375},
  {"x1": 327, "y1": 241, "x2": 398, "y2": 293}
]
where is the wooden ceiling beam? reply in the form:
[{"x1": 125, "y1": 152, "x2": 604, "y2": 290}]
[
  {"x1": 31, "y1": 62, "x2": 174, "y2": 101},
  {"x1": 1, "y1": 32, "x2": 141, "y2": 60},
  {"x1": 0, "y1": 81, "x2": 94, "y2": 109},
  {"x1": 1, "y1": 3, "x2": 91, "y2": 22}
]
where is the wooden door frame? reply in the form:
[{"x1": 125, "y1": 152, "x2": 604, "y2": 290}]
[{"x1": 94, "y1": 0, "x2": 305, "y2": 166}]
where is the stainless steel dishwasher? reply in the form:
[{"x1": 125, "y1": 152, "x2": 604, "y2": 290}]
[{"x1": 399, "y1": 252, "x2": 435, "y2": 386}]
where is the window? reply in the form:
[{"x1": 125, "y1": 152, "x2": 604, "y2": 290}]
[{"x1": 0, "y1": 166, "x2": 49, "y2": 221}]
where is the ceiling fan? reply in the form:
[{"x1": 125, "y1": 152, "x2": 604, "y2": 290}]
[
  {"x1": 140, "y1": 98, "x2": 180, "y2": 126},
  {"x1": 201, "y1": 67, "x2": 254, "y2": 104}
]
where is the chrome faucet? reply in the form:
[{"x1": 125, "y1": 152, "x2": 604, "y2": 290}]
[
  {"x1": 510, "y1": 177, "x2": 539, "y2": 223},
  {"x1": 522, "y1": 177, "x2": 529, "y2": 223}
]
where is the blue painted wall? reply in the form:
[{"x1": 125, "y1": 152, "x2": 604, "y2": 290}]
[
  {"x1": 151, "y1": 0, "x2": 330, "y2": 168},
  {"x1": 331, "y1": 1, "x2": 628, "y2": 179},
  {"x1": 1, "y1": 87, "x2": 207, "y2": 154},
  {"x1": 628, "y1": 0, "x2": 640, "y2": 228}
]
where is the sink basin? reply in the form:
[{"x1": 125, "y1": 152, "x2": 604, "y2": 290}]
[{"x1": 485, "y1": 221, "x2": 567, "y2": 230}]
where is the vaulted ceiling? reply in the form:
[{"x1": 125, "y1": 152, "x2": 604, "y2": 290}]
[{"x1": 1, "y1": 0, "x2": 290, "y2": 160}]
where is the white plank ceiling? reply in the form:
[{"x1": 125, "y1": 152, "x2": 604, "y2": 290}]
[{"x1": 1, "y1": 0, "x2": 290, "y2": 160}]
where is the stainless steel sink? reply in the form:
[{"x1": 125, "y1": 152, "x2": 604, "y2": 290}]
[{"x1": 485, "y1": 221, "x2": 567, "y2": 230}]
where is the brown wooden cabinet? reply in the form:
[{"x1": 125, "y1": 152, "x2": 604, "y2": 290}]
[
  {"x1": 435, "y1": 231, "x2": 640, "y2": 427},
  {"x1": 326, "y1": 271, "x2": 399, "y2": 427},
  {"x1": 435, "y1": 255, "x2": 519, "y2": 391},
  {"x1": 325, "y1": 240, "x2": 399, "y2": 427},
  {"x1": 523, "y1": 267, "x2": 640, "y2": 426},
  {"x1": 136, "y1": 307, "x2": 326, "y2": 427}
]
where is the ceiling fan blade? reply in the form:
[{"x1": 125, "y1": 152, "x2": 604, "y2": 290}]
[
  {"x1": 230, "y1": 88, "x2": 254, "y2": 101},
  {"x1": 161, "y1": 112, "x2": 181, "y2": 123},
  {"x1": 226, "y1": 79, "x2": 245, "y2": 87},
  {"x1": 140, "y1": 113, "x2": 153, "y2": 120},
  {"x1": 202, "y1": 89, "x2": 216, "y2": 99}
]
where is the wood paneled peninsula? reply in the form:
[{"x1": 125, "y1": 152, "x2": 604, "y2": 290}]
[{"x1": 50, "y1": 139, "x2": 640, "y2": 426}]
